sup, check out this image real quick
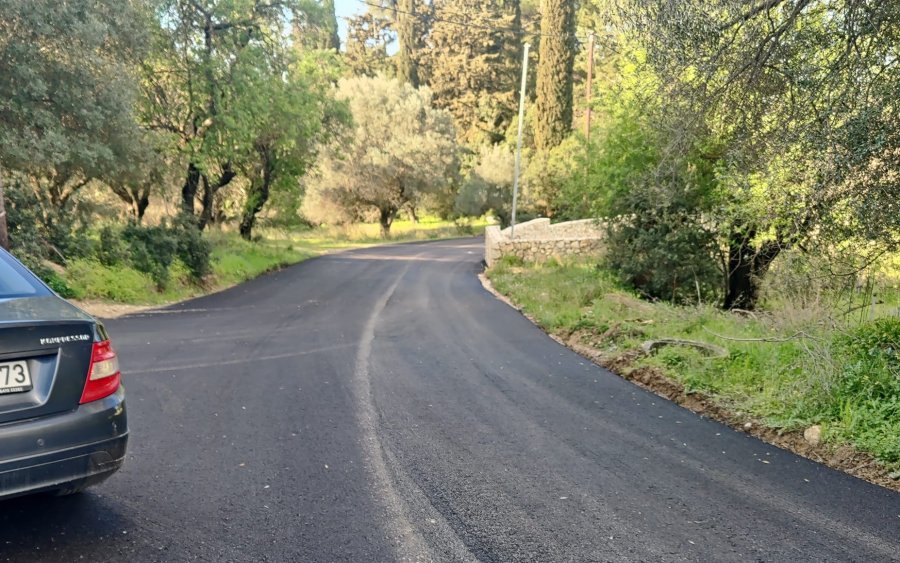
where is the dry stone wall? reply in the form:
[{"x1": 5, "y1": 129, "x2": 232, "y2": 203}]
[{"x1": 484, "y1": 218, "x2": 605, "y2": 266}]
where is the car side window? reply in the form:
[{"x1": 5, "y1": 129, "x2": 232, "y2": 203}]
[{"x1": 0, "y1": 251, "x2": 48, "y2": 298}]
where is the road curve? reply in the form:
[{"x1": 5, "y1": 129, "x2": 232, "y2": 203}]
[{"x1": 1, "y1": 238, "x2": 898, "y2": 562}]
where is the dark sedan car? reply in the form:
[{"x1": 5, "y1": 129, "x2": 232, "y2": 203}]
[{"x1": 0, "y1": 248, "x2": 127, "y2": 500}]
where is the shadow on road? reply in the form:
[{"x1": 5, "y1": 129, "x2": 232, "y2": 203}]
[{"x1": 0, "y1": 492, "x2": 131, "y2": 556}]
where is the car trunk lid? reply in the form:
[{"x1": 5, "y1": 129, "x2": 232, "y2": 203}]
[{"x1": 0, "y1": 297, "x2": 97, "y2": 424}]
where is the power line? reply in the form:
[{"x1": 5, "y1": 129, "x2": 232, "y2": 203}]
[{"x1": 351, "y1": 0, "x2": 589, "y2": 43}]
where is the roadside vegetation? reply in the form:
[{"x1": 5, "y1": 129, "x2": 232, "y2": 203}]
[
  {"x1": 445, "y1": 0, "x2": 897, "y2": 485},
  {"x1": 489, "y1": 256, "x2": 900, "y2": 477},
  {"x1": 50, "y1": 218, "x2": 487, "y2": 305}
]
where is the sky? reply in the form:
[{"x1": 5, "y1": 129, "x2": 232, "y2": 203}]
[
  {"x1": 334, "y1": 0, "x2": 365, "y2": 45},
  {"x1": 334, "y1": 0, "x2": 400, "y2": 54}
]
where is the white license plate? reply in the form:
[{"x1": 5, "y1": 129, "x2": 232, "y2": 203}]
[{"x1": 0, "y1": 361, "x2": 32, "y2": 395}]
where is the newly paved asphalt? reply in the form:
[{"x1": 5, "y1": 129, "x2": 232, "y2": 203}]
[{"x1": 1, "y1": 238, "x2": 899, "y2": 562}]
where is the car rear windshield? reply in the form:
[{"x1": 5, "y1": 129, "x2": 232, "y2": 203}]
[{"x1": 0, "y1": 251, "x2": 49, "y2": 299}]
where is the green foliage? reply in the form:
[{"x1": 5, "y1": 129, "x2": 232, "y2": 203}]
[
  {"x1": 65, "y1": 260, "x2": 156, "y2": 303},
  {"x1": 534, "y1": 0, "x2": 576, "y2": 151},
  {"x1": 318, "y1": 0, "x2": 341, "y2": 51},
  {"x1": 40, "y1": 272, "x2": 77, "y2": 299},
  {"x1": 455, "y1": 145, "x2": 516, "y2": 227},
  {"x1": 522, "y1": 136, "x2": 581, "y2": 218},
  {"x1": 836, "y1": 319, "x2": 900, "y2": 402},
  {"x1": 122, "y1": 224, "x2": 177, "y2": 290},
  {"x1": 605, "y1": 179, "x2": 721, "y2": 304},
  {"x1": 609, "y1": 0, "x2": 900, "y2": 308},
  {"x1": 558, "y1": 113, "x2": 661, "y2": 219},
  {"x1": 232, "y1": 47, "x2": 349, "y2": 240},
  {"x1": 142, "y1": 0, "x2": 319, "y2": 227},
  {"x1": 489, "y1": 259, "x2": 900, "y2": 468},
  {"x1": 172, "y1": 217, "x2": 213, "y2": 282},
  {"x1": 96, "y1": 218, "x2": 212, "y2": 288},
  {"x1": 0, "y1": 0, "x2": 148, "y2": 185},
  {"x1": 424, "y1": 0, "x2": 522, "y2": 144},
  {"x1": 575, "y1": 96, "x2": 723, "y2": 304},
  {"x1": 98, "y1": 226, "x2": 129, "y2": 267},
  {"x1": 394, "y1": 0, "x2": 424, "y2": 87},
  {"x1": 23, "y1": 262, "x2": 78, "y2": 299},
  {"x1": 4, "y1": 173, "x2": 94, "y2": 266},
  {"x1": 343, "y1": 9, "x2": 394, "y2": 77},
  {"x1": 210, "y1": 235, "x2": 306, "y2": 285},
  {"x1": 306, "y1": 75, "x2": 459, "y2": 237}
]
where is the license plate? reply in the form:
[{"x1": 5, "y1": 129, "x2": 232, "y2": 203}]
[{"x1": 0, "y1": 361, "x2": 32, "y2": 395}]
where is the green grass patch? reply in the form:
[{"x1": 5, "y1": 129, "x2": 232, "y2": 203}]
[
  {"x1": 488, "y1": 258, "x2": 900, "y2": 469},
  {"x1": 57, "y1": 217, "x2": 487, "y2": 306}
]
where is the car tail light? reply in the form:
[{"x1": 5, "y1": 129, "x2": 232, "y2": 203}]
[{"x1": 80, "y1": 340, "x2": 121, "y2": 404}]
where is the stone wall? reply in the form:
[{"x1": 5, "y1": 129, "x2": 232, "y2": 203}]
[{"x1": 484, "y1": 218, "x2": 605, "y2": 266}]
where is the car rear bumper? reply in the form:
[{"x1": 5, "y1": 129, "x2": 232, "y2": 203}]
[{"x1": 0, "y1": 387, "x2": 128, "y2": 500}]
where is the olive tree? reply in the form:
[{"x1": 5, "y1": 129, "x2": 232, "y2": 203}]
[
  {"x1": 455, "y1": 144, "x2": 517, "y2": 228},
  {"x1": 307, "y1": 76, "x2": 459, "y2": 237},
  {"x1": 0, "y1": 0, "x2": 149, "y2": 246},
  {"x1": 612, "y1": 0, "x2": 900, "y2": 309}
]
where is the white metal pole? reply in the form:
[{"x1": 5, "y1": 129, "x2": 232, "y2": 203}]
[{"x1": 510, "y1": 42, "x2": 530, "y2": 239}]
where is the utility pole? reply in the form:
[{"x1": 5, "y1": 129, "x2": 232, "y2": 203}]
[
  {"x1": 511, "y1": 42, "x2": 530, "y2": 239},
  {"x1": 585, "y1": 32, "x2": 595, "y2": 140}
]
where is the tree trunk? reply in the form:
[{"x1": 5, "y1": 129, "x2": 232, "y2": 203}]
[
  {"x1": 724, "y1": 231, "x2": 782, "y2": 310},
  {"x1": 379, "y1": 207, "x2": 396, "y2": 238},
  {"x1": 239, "y1": 149, "x2": 275, "y2": 241},
  {"x1": 198, "y1": 164, "x2": 237, "y2": 231},
  {"x1": 133, "y1": 189, "x2": 150, "y2": 223},
  {"x1": 239, "y1": 180, "x2": 268, "y2": 241},
  {"x1": 0, "y1": 165, "x2": 8, "y2": 251},
  {"x1": 198, "y1": 175, "x2": 215, "y2": 231},
  {"x1": 182, "y1": 162, "x2": 201, "y2": 217}
]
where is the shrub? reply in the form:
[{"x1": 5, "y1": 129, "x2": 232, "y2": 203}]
[
  {"x1": 605, "y1": 181, "x2": 721, "y2": 304},
  {"x1": 122, "y1": 224, "x2": 177, "y2": 289},
  {"x1": 97, "y1": 226, "x2": 129, "y2": 267},
  {"x1": 836, "y1": 318, "x2": 900, "y2": 401},
  {"x1": 171, "y1": 216, "x2": 212, "y2": 283}
]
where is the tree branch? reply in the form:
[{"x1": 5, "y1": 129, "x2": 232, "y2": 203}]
[{"x1": 719, "y1": 0, "x2": 788, "y2": 31}]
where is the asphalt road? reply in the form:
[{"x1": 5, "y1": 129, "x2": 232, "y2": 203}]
[{"x1": 2, "y1": 238, "x2": 899, "y2": 562}]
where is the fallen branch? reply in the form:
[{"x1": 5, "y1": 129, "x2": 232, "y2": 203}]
[
  {"x1": 641, "y1": 338, "x2": 729, "y2": 358},
  {"x1": 702, "y1": 326, "x2": 818, "y2": 343}
]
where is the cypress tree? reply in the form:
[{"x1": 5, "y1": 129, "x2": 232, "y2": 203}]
[
  {"x1": 426, "y1": 0, "x2": 521, "y2": 144},
  {"x1": 534, "y1": 0, "x2": 575, "y2": 151},
  {"x1": 321, "y1": 0, "x2": 341, "y2": 51},
  {"x1": 395, "y1": 0, "x2": 420, "y2": 87}
]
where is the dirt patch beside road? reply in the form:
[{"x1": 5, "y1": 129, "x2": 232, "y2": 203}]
[{"x1": 72, "y1": 300, "x2": 154, "y2": 319}]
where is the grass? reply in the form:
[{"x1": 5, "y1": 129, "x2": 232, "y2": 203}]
[
  {"x1": 487, "y1": 256, "x2": 900, "y2": 471},
  {"x1": 60, "y1": 217, "x2": 488, "y2": 306}
]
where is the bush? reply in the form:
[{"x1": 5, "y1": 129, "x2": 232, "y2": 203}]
[
  {"x1": 605, "y1": 181, "x2": 721, "y2": 304},
  {"x1": 171, "y1": 216, "x2": 212, "y2": 283},
  {"x1": 836, "y1": 318, "x2": 900, "y2": 401},
  {"x1": 94, "y1": 218, "x2": 211, "y2": 286},
  {"x1": 122, "y1": 224, "x2": 177, "y2": 289},
  {"x1": 97, "y1": 226, "x2": 129, "y2": 267}
]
